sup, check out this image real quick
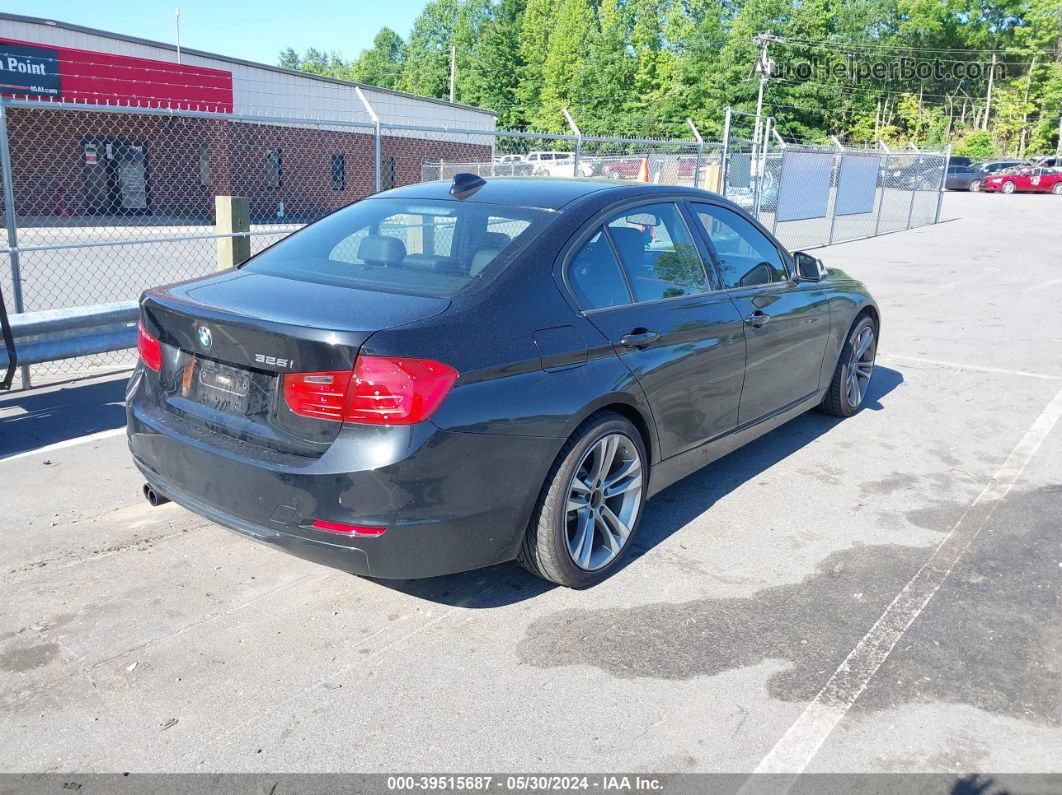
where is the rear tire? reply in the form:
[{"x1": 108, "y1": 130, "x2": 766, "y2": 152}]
[
  {"x1": 818, "y1": 315, "x2": 878, "y2": 418},
  {"x1": 518, "y1": 412, "x2": 647, "y2": 588},
  {"x1": 1052, "y1": 183, "x2": 1062, "y2": 195}
]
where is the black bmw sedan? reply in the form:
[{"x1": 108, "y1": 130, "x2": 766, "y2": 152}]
[{"x1": 128, "y1": 176, "x2": 879, "y2": 588}]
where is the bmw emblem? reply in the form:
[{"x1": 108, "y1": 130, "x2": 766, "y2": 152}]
[{"x1": 197, "y1": 325, "x2": 212, "y2": 349}]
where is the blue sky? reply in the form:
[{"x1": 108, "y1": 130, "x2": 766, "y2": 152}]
[{"x1": 11, "y1": 1, "x2": 429, "y2": 66}]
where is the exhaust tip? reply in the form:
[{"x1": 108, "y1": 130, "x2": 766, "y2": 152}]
[{"x1": 143, "y1": 483, "x2": 170, "y2": 507}]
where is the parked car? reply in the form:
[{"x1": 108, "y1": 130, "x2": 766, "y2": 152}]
[
  {"x1": 601, "y1": 157, "x2": 646, "y2": 179},
  {"x1": 980, "y1": 167, "x2": 1062, "y2": 194},
  {"x1": 967, "y1": 159, "x2": 1030, "y2": 192},
  {"x1": 129, "y1": 175, "x2": 879, "y2": 588},
  {"x1": 491, "y1": 154, "x2": 533, "y2": 176},
  {"x1": 726, "y1": 173, "x2": 779, "y2": 212},
  {"x1": 1027, "y1": 155, "x2": 1061, "y2": 168},
  {"x1": 524, "y1": 150, "x2": 593, "y2": 177},
  {"x1": 944, "y1": 164, "x2": 983, "y2": 191},
  {"x1": 889, "y1": 161, "x2": 947, "y2": 190}
]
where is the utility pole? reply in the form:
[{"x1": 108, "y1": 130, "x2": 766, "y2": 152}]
[
  {"x1": 175, "y1": 7, "x2": 182, "y2": 63},
  {"x1": 982, "y1": 50, "x2": 996, "y2": 131},
  {"x1": 749, "y1": 31, "x2": 776, "y2": 214},
  {"x1": 751, "y1": 33, "x2": 773, "y2": 174},
  {"x1": 449, "y1": 46, "x2": 456, "y2": 103}
]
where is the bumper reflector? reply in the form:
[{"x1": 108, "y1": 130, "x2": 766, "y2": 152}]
[{"x1": 312, "y1": 519, "x2": 387, "y2": 537}]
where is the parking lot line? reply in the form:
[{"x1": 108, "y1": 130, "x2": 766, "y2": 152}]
[
  {"x1": 746, "y1": 382, "x2": 1062, "y2": 779},
  {"x1": 880, "y1": 353, "x2": 1062, "y2": 381},
  {"x1": 0, "y1": 426, "x2": 126, "y2": 464}
]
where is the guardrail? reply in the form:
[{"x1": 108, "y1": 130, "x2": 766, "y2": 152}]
[{"x1": 0, "y1": 301, "x2": 138, "y2": 390}]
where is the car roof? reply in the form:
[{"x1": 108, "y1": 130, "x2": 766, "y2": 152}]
[{"x1": 372, "y1": 177, "x2": 723, "y2": 212}]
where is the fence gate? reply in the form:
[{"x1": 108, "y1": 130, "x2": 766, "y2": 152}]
[{"x1": 720, "y1": 106, "x2": 949, "y2": 251}]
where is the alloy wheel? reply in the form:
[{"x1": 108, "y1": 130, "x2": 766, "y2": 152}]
[
  {"x1": 565, "y1": 433, "x2": 643, "y2": 571},
  {"x1": 969, "y1": 180, "x2": 981, "y2": 192},
  {"x1": 846, "y1": 325, "x2": 876, "y2": 409},
  {"x1": 1002, "y1": 181, "x2": 1015, "y2": 194}
]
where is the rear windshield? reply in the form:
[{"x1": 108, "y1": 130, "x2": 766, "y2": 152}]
[{"x1": 243, "y1": 198, "x2": 551, "y2": 298}]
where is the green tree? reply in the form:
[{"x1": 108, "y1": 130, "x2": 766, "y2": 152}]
[
  {"x1": 352, "y1": 28, "x2": 407, "y2": 90},
  {"x1": 579, "y1": 0, "x2": 636, "y2": 135},
  {"x1": 516, "y1": 0, "x2": 562, "y2": 127},
  {"x1": 273, "y1": 0, "x2": 1061, "y2": 153},
  {"x1": 462, "y1": 0, "x2": 527, "y2": 126},
  {"x1": 402, "y1": 0, "x2": 463, "y2": 98},
  {"x1": 955, "y1": 129, "x2": 998, "y2": 157},
  {"x1": 536, "y1": 0, "x2": 596, "y2": 131}
]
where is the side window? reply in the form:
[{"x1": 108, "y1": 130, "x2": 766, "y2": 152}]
[
  {"x1": 605, "y1": 203, "x2": 708, "y2": 302},
  {"x1": 330, "y1": 154, "x2": 346, "y2": 191},
  {"x1": 382, "y1": 155, "x2": 397, "y2": 190},
  {"x1": 198, "y1": 142, "x2": 211, "y2": 187},
  {"x1": 567, "y1": 230, "x2": 632, "y2": 310},
  {"x1": 693, "y1": 204, "x2": 786, "y2": 289},
  {"x1": 266, "y1": 148, "x2": 282, "y2": 189}
]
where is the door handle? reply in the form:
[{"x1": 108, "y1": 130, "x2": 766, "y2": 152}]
[
  {"x1": 619, "y1": 329, "x2": 660, "y2": 349},
  {"x1": 744, "y1": 311, "x2": 771, "y2": 328}
]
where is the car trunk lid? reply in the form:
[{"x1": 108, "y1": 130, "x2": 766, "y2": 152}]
[{"x1": 140, "y1": 270, "x2": 450, "y2": 457}]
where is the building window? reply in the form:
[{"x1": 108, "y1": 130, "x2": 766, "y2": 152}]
[
  {"x1": 198, "y1": 142, "x2": 211, "y2": 187},
  {"x1": 382, "y1": 155, "x2": 396, "y2": 190},
  {"x1": 266, "y1": 148, "x2": 283, "y2": 189},
  {"x1": 331, "y1": 154, "x2": 346, "y2": 191}
]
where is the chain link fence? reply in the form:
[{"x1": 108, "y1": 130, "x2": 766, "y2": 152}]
[
  {"x1": 719, "y1": 110, "x2": 948, "y2": 251},
  {"x1": 0, "y1": 98, "x2": 946, "y2": 388},
  {"x1": 419, "y1": 132, "x2": 719, "y2": 187}
]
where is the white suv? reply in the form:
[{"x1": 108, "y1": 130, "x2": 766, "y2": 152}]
[{"x1": 524, "y1": 151, "x2": 593, "y2": 177}]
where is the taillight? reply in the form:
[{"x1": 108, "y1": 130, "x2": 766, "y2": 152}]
[
  {"x1": 138, "y1": 321, "x2": 162, "y2": 372},
  {"x1": 345, "y1": 355, "x2": 459, "y2": 425},
  {"x1": 312, "y1": 520, "x2": 387, "y2": 536},
  {"x1": 283, "y1": 355, "x2": 458, "y2": 425},
  {"x1": 283, "y1": 370, "x2": 352, "y2": 421}
]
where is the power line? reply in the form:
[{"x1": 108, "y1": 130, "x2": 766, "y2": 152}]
[{"x1": 775, "y1": 36, "x2": 1061, "y2": 56}]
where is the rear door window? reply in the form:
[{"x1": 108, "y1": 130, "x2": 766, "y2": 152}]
[{"x1": 605, "y1": 203, "x2": 709, "y2": 302}]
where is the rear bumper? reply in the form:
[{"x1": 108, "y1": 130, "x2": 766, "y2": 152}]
[{"x1": 127, "y1": 374, "x2": 563, "y2": 579}]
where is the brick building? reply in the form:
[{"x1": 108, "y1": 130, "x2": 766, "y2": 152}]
[{"x1": 0, "y1": 13, "x2": 496, "y2": 222}]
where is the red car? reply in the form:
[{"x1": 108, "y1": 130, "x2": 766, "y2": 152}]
[
  {"x1": 602, "y1": 158, "x2": 647, "y2": 178},
  {"x1": 981, "y1": 167, "x2": 1062, "y2": 194}
]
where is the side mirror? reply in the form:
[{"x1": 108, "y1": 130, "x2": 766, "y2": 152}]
[{"x1": 792, "y1": 251, "x2": 826, "y2": 282}]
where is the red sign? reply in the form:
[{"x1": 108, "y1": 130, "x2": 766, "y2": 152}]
[{"x1": 0, "y1": 37, "x2": 234, "y2": 112}]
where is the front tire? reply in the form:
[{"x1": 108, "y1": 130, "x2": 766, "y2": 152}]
[
  {"x1": 518, "y1": 412, "x2": 647, "y2": 588},
  {"x1": 818, "y1": 316, "x2": 878, "y2": 418},
  {"x1": 1001, "y1": 180, "x2": 1016, "y2": 194},
  {"x1": 968, "y1": 179, "x2": 981, "y2": 192}
]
